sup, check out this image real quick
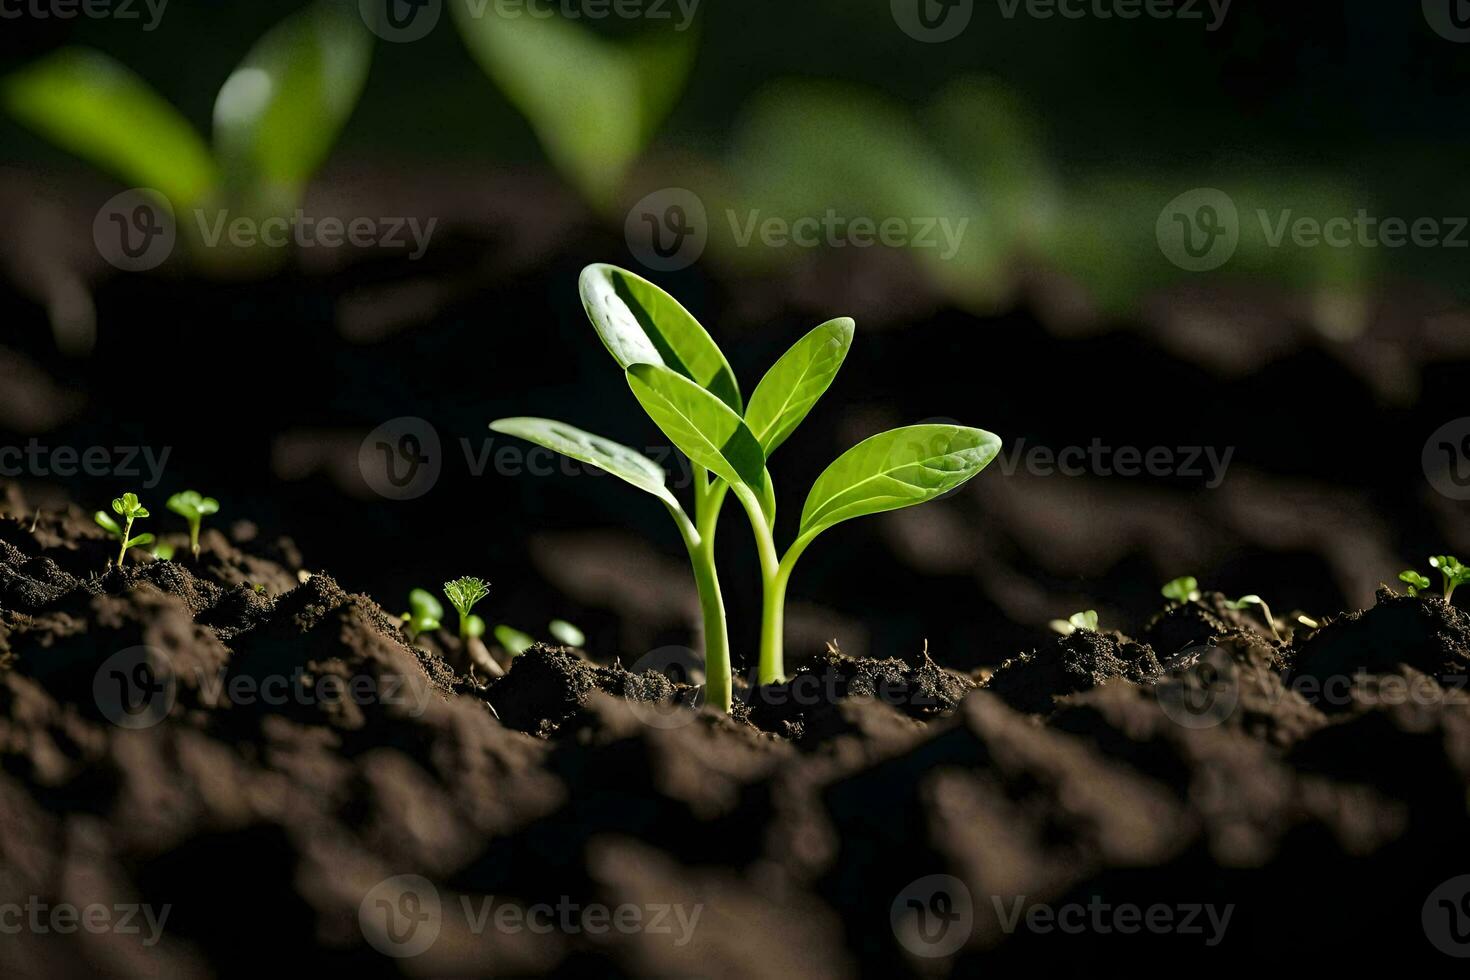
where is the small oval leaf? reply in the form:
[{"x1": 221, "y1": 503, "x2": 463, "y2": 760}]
[
  {"x1": 580, "y1": 264, "x2": 742, "y2": 411},
  {"x1": 489, "y1": 417, "x2": 674, "y2": 505},
  {"x1": 626, "y1": 363, "x2": 766, "y2": 492},
  {"x1": 745, "y1": 317, "x2": 854, "y2": 455},
  {"x1": 799, "y1": 425, "x2": 1001, "y2": 538}
]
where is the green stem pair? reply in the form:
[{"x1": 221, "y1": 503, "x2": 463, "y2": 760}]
[{"x1": 666, "y1": 465, "x2": 734, "y2": 712}]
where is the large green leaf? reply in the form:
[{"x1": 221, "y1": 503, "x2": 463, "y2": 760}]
[
  {"x1": 580, "y1": 264, "x2": 742, "y2": 411},
  {"x1": 798, "y1": 425, "x2": 1001, "y2": 538},
  {"x1": 213, "y1": 3, "x2": 371, "y2": 200},
  {"x1": 450, "y1": 2, "x2": 695, "y2": 211},
  {"x1": 489, "y1": 417, "x2": 677, "y2": 508},
  {"x1": 626, "y1": 363, "x2": 765, "y2": 493},
  {"x1": 745, "y1": 317, "x2": 853, "y2": 455},
  {"x1": 2, "y1": 48, "x2": 218, "y2": 208}
]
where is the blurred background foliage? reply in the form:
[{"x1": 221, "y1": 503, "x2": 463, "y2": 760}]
[{"x1": 2, "y1": 0, "x2": 1467, "y2": 312}]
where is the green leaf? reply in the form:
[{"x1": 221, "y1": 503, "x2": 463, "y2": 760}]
[
  {"x1": 745, "y1": 317, "x2": 854, "y2": 455},
  {"x1": 798, "y1": 425, "x2": 1001, "y2": 539},
  {"x1": 495, "y1": 625, "x2": 535, "y2": 657},
  {"x1": 450, "y1": 5, "x2": 695, "y2": 210},
  {"x1": 489, "y1": 417, "x2": 678, "y2": 509},
  {"x1": 626, "y1": 363, "x2": 765, "y2": 492},
  {"x1": 408, "y1": 588, "x2": 445, "y2": 621},
  {"x1": 580, "y1": 264, "x2": 742, "y2": 412},
  {"x1": 95, "y1": 512, "x2": 121, "y2": 536},
  {"x1": 213, "y1": 3, "x2": 371, "y2": 202},
  {"x1": 1161, "y1": 576, "x2": 1199, "y2": 603},
  {"x1": 2, "y1": 48, "x2": 218, "y2": 208},
  {"x1": 444, "y1": 577, "x2": 490, "y2": 616},
  {"x1": 466, "y1": 615, "x2": 486, "y2": 639},
  {"x1": 126, "y1": 533, "x2": 155, "y2": 549},
  {"x1": 548, "y1": 619, "x2": 586, "y2": 647},
  {"x1": 1069, "y1": 610, "x2": 1099, "y2": 631}
]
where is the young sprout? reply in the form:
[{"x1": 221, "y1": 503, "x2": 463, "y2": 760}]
[
  {"x1": 443, "y1": 577, "x2": 491, "y2": 644},
  {"x1": 490, "y1": 264, "x2": 1001, "y2": 710},
  {"x1": 1049, "y1": 610, "x2": 1099, "y2": 636},
  {"x1": 94, "y1": 493, "x2": 154, "y2": 568},
  {"x1": 1399, "y1": 570, "x2": 1432, "y2": 597},
  {"x1": 1430, "y1": 556, "x2": 1469, "y2": 601},
  {"x1": 152, "y1": 542, "x2": 176, "y2": 562},
  {"x1": 1225, "y1": 594, "x2": 1280, "y2": 641},
  {"x1": 548, "y1": 619, "x2": 585, "y2": 647},
  {"x1": 166, "y1": 491, "x2": 219, "y2": 560},
  {"x1": 401, "y1": 589, "x2": 444, "y2": 642},
  {"x1": 494, "y1": 625, "x2": 535, "y2": 657},
  {"x1": 1161, "y1": 576, "x2": 1201, "y2": 603}
]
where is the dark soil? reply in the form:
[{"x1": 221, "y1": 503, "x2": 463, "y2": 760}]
[{"x1": 1, "y1": 488, "x2": 1469, "y2": 976}]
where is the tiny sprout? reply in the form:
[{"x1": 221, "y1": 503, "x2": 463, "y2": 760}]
[
  {"x1": 443, "y1": 577, "x2": 491, "y2": 644},
  {"x1": 1430, "y1": 556, "x2": 1469, "y2": 601},
  {"x1": 166, "y1": 490, "x2": 219, "y2": 560},
  {"x1": 1050, "y1": 610, "x2": 1099, "y2": 636},
  {"x1": 494, "y1": 625, "x2": 535, "y2": 657},
  {"x1": 94, "y1": 492, "x2": 154, "y2": 568},
  {"x1": 401, "y1": 589, "x2": 444, "y2": 641},
  {"x1": 1399, "y1": 570, "x2": 1432, "y2": 597},
  {"x1": 1162, "y1": 576, "x2": 1201, "y2": 603},
  {"x1": 1225, "y1": 594, "x2": 1280, "y2": 641},
  {"x1": 152, "y1": 542, "x2": 176, "y2": 561},
  {"x1": 548, "y1": 619, "x2": 585, "y2": 647}
]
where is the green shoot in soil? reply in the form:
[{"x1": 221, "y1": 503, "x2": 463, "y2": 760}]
[
  {"x1": 443, "y1": 577, "x2": 490, "y2": 644},
  {"x1": 401, "y1": 589, "x2": 444, "y2": 642},
  {"x1": 166, "y1": 490, "x2": 219, "y2": 560},
  {"x1": 1050, "y1": 610, "x2": 1099, "y2": 635},
  {"x1": 1225, "y1": 594, "x2": 1280, "y2": 640},
  {"x1": 1162, "y1": 576, "x2": 1201, "y2": 603},
  {"x1": 494, "y1": 625, "x2": 535, "y2": 657},
  {"x1": 1431, "y1": 556, "x2": 1469, "y2": 601},
  {"x1": 1399, "y1": 570, "x2": 1432, "y2": 597},
  {"x1": 548, "y1": 619, "x2": 585, "y2": 647},
  {"x1": 95, "y1": 492, "x2": 154, "y2": 568}
]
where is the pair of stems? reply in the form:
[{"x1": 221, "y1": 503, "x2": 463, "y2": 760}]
[{"x1": 665, "y1": 464, "x2": 814, "y2": 712}]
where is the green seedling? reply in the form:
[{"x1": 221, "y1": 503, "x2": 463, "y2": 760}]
[
  {"x1": 1431, "y1": 556, "x2": 1469, "y2": 601},
  {"x1": 1399, "y1": 570, "x2": 1432, "y2": 597},
  {"x1": 2, "y1": 2, "x2": 370, "y2": 277},
  {"x1": 491, "y1": 264, "x2": 1001, "y2": 711},
  {"x1": 1225, "y1": 594, "x2": 1280, "y2": 641},
  {"x1": 401, "y1": 589, "x2": 444, "y2": 642},
  {"x1": 152, "y1": 542, "x2": 176, "y2": 561},
  {"x1": 548, "y1": 619, "x2": 585, "y2": 647},
  {"x1": 494, "y1": 625, "x2": 535, "y2": 657},
  {"x1": 444, "y1": 577, "x2": 490, "y2": 644},
  {"x1": 1161, "y1": 576, "x2": 1201, "y2": 603},
  {"x1": 166, "y1": 490, "x2": 219, "y2": 560},
  {"x1": 95, "y1": 493, "x2": 154, "y2": 567},
  {"x1": 1049, "y1": 610, "x2": 1099, "y2": 635}
]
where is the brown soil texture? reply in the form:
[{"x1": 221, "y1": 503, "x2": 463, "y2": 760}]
[{"x1": 1, "y1": 495, "x2": 1469, "y2": 976}]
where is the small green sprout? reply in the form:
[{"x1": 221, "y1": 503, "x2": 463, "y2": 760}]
[
  {"x1": 443, "y1": 577, "x2": 491, "y2": 644},
  {"x1": 494, "y1": 625, "x2": 535, "y2": 657},
  {"x1": 1049, "y1": 610, "x2": 1099, "y2": 636},
  {"x1": 1225, "y1": 594, "x2": 1280, "y2": 641},
  {"x1": 1430, "y1": 556, "x2": 1469, "y2": 601},
  {"x1": 1399, "y1": 570, "x2": 1432, "y2": 597},
  {"x1": 548, "y1": 619, "x2": 585, "y2": 647},
  {"x1": 1162, "y1": 576, "x2": 1201, "y2": 603},
  {"x1": 401, "y1": 589, "x2": 444, "y2": 642},
  {"x1": 152, "y1": 542, "x2": 176, "y2": 561},
  {"x1": 94, "y1": 493, "x2": 154, "y2": 568},
  {"x1": 166, "y1": 490, "x2": 219, "y2": 560}
]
